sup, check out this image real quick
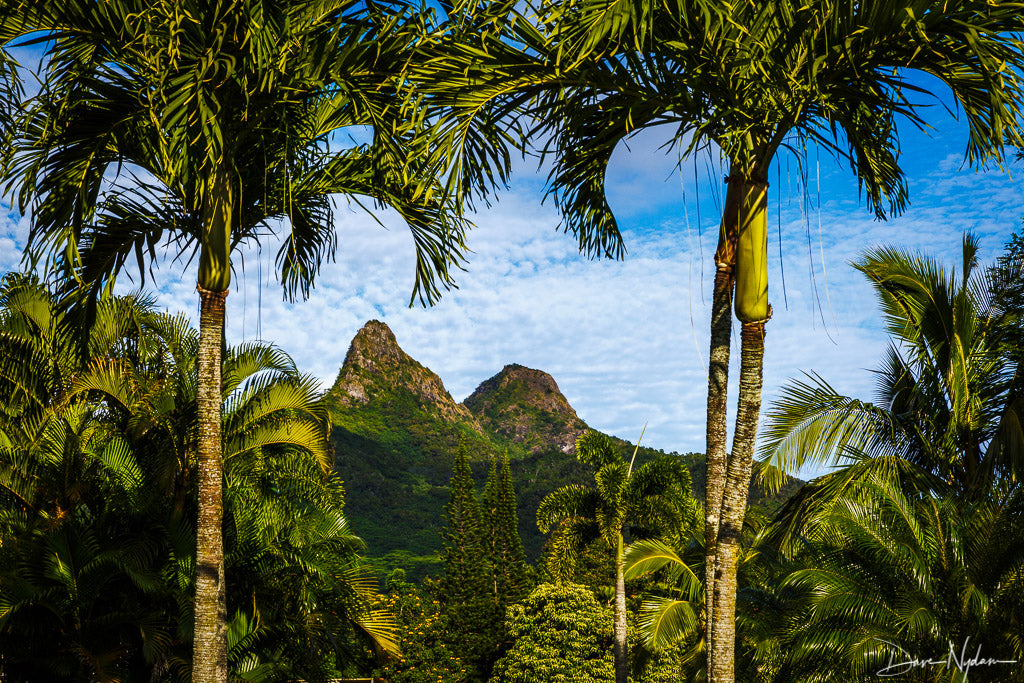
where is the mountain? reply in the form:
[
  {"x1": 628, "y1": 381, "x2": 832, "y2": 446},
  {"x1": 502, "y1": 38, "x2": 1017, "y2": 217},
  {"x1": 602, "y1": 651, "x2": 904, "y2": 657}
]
[
  {"x1": 327, "y1": 321, "x2": 595, "y2": 578},
  {"x1": 327, "y1": 320, "x2": 800, "y2": 580},
  {"x1": 463, "y1": 364, "x2": 587, "y2": 455},
  {"x1": 332, "y1": 319, "x2": 480, "y2": 429}
]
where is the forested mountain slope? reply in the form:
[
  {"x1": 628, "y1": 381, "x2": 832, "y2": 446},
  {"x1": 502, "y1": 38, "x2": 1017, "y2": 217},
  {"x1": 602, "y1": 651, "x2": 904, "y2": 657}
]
[{"x1": 327, "y1": 321, "x2": 800, "y2": 578}]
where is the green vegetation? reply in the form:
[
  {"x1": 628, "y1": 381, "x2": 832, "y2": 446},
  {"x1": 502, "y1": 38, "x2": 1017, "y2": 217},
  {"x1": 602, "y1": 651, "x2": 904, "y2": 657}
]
[
  {"x1": 482, "y1": 451, "x2": 532, "y2": 603},
  {"x1": 3, "y1": 238, "x2": 1023, "y2": 683},
  {"x1": 489, "y1": 582, "x2": 616, "y2": 683},
  {"x1": 328, "y1": 339, "x2": 799, "y2": 582},
  {"x1": 329, "y1": 391, "x2": 499, "y2": 577},
  {"x1": 0, "y1": 277, "x2": 392, "y2": 681},
  {"x1": 428, "y1": 0, "x2": 1024, "y2": 678},
  {"x1": 777, "y1": 477, "x2": 1024, "y2": 682},
  {"x1": 1, "y1": 2, "x2": 1023, "y2": 682},
  {"x1": 760, "y1": 235, "x2": 1024, "y2": 544},
  {"x1": 434, "y1": 445, "x2": 527, "y2": 681},
  {"x1": 372, "y1": 572, "x2": 471, "y2": 683},
  {"x1": 622, "y1": 235, "x2": 1024, "y2": 681},
  {"x1": 538, "y1": 431, "x2": 700, "y2": 682},
  {"x1": 1, "y1": 0, "x2": 509, "y2": 674}
]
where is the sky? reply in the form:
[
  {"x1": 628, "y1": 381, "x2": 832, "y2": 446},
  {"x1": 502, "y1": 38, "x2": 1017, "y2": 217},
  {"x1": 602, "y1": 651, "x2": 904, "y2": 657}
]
[{"x1": 2, "y1": 86, "x2": 1022, "y2": 471}]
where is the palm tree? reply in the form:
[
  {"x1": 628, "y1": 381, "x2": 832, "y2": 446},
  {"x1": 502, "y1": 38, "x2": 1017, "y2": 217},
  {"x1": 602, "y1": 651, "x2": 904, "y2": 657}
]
[
  {"x1": 218, "y1": 343, "x2": 399, "y2": 678},
  {"x1": 2, "y1": 1, "x2": 505, "y2": 679},
  {"x1": 537, "y1": 430, "x2": 697, "y2": 683},
  {"x1": 623, "y1": 517, "x2": 800, "y2": 682},
  {"x1": 0, "y1": 275, "x2": 191, "y2": 680},
  {"x1": 628, "y1": 237, "x2": 1024, "y2": 681},
  {"x1": 759, "y1": 235, "x2": 1024, "y2": 544},
  {"x1": 540, "y1": 5, "x2": 1024, "y2": 677},
  {"x1": 429, "y1": 3, "x2": 1024, "y2": 679},
  {"x1": 624, "y1": 483, "x2": 1024, "y2": 683},
  {"x1": 776, "y1": 475, "x2": 1024, "y2": 683},
  {"x1": 0, "y1": 275, "x2": 395, "y2": 680}
]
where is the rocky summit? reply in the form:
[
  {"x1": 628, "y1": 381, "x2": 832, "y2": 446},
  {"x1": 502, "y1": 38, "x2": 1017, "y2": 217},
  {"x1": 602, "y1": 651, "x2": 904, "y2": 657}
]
[
  {"x1": 463, "y1": 364, "x2": 588, "y2": 454},
  {"x1": 329, "y1": 321, "x2": 587, "y2": 455},
  {"x1": 330, "y1": 320, "x2": 479, "y2": 428}
]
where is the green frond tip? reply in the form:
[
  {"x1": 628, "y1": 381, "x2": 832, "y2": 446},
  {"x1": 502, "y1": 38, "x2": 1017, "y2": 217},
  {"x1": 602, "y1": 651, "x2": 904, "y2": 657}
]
[
  {"x1": 574, "y1": 429, "x2": 619, "y2": 468},
  {"x1": 638, "y1": 596, "x2": 700, "y2": 651}
]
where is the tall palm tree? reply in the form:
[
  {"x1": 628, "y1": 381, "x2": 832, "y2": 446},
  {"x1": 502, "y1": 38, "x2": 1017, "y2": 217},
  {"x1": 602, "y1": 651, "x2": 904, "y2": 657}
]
[
  {"x1": 428, "y1": 3, "x2": 1024, "y2": 679},
  {"x1": 2, "y1": 1, "x2": 506, "y2": 679},
  {"x1": 537, "y1": 430, "x2": 697, "y2": 683},
  {"x1": 758, "y1": 236, "x2": 1024, "y2": 544},
  {"x1": 623, "y1": 516, "x2": 798, "y2": 682},
  {"x1": 539, "y1": 6, "x2": 1024, "y2": 678}
]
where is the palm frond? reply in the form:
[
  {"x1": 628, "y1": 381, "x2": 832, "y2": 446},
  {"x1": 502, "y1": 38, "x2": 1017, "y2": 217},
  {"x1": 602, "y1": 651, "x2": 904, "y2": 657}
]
[
  {"x1": 758, "y1": 372, "x2": 903, "y2": 491},
  {"x1": 536, "y1": 484, "x2": 599, "y2": 534},
  {"x1": 637, "y1": 595, "x2": 701, "y2": 651},
  {"x1": 574, "y1": 430, "x2": 620, "y2": 469}
]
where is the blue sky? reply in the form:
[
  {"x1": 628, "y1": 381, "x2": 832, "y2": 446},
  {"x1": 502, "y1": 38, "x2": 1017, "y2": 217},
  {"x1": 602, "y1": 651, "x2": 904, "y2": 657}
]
[{"x1": 2, "y1": 79, "x2": 1022, "y2": 473}]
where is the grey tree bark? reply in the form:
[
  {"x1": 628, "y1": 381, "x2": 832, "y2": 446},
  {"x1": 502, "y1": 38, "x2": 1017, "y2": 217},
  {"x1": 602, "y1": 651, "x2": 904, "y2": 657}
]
[
  {"x1": 704, "y1": 178, "x2": 740, "y2": 679},
  {"x1": 614, "y1": 534, "x2": 628, "y2": 683},
  {"x1": 193, "y1": 285, "x2": 228, "y2": 683},
  {"x1": 709, "y1": 320, "x2": 765, "y2": 683}
]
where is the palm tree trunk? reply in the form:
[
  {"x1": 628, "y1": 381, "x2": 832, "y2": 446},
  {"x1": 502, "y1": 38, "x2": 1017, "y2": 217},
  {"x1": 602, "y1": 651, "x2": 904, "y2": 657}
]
[
  {"x1": 193, "y1": 167, "x2": 233, "y2": 683},
  {"x1": 614, "y1": 533, "x2": 628, "y2": 683},
  {"x1": 710, "y1": 178, "x2": 768, "y2": 683},
  {"x1": 710, "y1": 322, "x2": 765, "y2": 683},
  {"x1": 704, "y1": 178, "x2": 740, "y2": 677},
  {"x1": 194, "y1": 285, "x2": 228, "y2": 683}
]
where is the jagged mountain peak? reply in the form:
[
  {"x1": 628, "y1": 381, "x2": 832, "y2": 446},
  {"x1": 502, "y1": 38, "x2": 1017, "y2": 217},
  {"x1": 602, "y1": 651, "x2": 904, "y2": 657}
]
[
  {"x1": 342, "y1": 320, "x2": 404, "y2": 370},
  {"x1": 467, "y1": 363, "x2": 575, "y2": 415},
  {"x1": 329, "y1": 320, "x2": 478, "y2": 426},
  {"x1": 463, "y1": 363, "x2": 587, "y2": 454}
]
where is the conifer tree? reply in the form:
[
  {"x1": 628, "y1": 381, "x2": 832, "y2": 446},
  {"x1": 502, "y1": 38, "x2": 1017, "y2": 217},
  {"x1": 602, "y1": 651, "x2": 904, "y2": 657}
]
[
  {"x1": 481, "y1": 456, "x2": 502, "y2": 599},
  {"x1": 437, "y1": 445, "x2": 535, "y2": 681},
  {"x1": 484, "y1": 450, "x2": 531, "y2": 604},
  {"x1": 438, "y1": 443, "x2": 503, "y2": 682},
  {"x1": 440, "y1": 443, "x2": 489, "y2": 604}
]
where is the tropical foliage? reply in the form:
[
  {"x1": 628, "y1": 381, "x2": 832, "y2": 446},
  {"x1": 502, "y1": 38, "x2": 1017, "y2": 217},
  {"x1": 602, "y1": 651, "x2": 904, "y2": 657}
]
[
  {"x1": 775, "y1": 476, "x2": 1024, "y2": 683},
  {"x1": 538, "y1": 430, "x2": 699, "y2": 682},
  {"x1": 623, "y1": 516, "x2": 797, "y2": 682},
  {"x1": 759, "y1": 235, "x2": 1024, "y2": 542},
  {"x1": 533, "y1": 4, "x2": 1024, "y2": 678},
  {"x1": 620, "y1": 235, "x2": 1024, "y2": 682},
  {"x1": 2, "y1": 0, "x2": 1024, "y2": 681},
  {"x1": 753, "y1": 237, "x2": 1024, "y2": 681},
  {"x1": 372, "y1": 571, "x2": 471, "y2": 683},
  {"x1": 1, "y1": 0, "x2": 508, "y2": 675},
  {"x1": 488, "y1": 582, "x2": 616, "y2": 683},
  {"x1": 436, "y1": 445, "x2": 533, "y2": 682},
  {"x1": 0, "y1": 275, "x2": 392, "y2": 681},
  {"x1": 418, "y1": 3, "x2": 1024, "y2": 678}
]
